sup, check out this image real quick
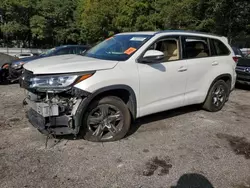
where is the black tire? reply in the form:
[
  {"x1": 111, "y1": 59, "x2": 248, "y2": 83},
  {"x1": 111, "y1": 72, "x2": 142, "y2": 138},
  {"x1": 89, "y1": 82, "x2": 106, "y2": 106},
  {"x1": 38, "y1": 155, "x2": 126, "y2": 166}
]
[
  {"x1": 202, "y1": 80, "x2": 229, "y2": 112},
  {"x1": 81, "y1": 96, "x2": 131, "y2": 142},
  {"x1": 0, "y1": 68, "x2": 9, "y2": 84}
]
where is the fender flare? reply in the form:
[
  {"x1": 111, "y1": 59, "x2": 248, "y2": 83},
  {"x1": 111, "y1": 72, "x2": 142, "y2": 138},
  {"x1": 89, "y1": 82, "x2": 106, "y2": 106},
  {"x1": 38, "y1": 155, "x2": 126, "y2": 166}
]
[
  {"x1": 203, "y1": 73, "x2": 232, "y2": 103},
  {"x1": 73, "y1": 85, "x2": 137, "y2": 134},
  {"x1": 209, "y1": 74, "x2": 232, "y2": 88}
]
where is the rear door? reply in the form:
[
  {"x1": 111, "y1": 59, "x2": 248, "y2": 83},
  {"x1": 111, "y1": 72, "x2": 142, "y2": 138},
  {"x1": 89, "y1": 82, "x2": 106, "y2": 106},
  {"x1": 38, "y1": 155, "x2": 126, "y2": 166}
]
[
  {"x1": 211, "y1": 38, "x2": 236, "y2": 88},
  {"x1": 182, "y1": 35, "x2": 214, "y2": 105}
]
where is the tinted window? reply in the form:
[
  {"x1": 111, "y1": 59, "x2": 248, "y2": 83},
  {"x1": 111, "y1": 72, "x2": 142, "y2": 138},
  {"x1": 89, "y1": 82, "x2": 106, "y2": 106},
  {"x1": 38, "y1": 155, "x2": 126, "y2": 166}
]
[
  {"x1": 77, "y1": 47, "x2": 87, "y2": 54},
  {"x1": 232, "y1": 47, "x2": 243, "y2": 56},
  {"x1": 55, "y1": 47, "x2": 74, "y2": 55},
  {"x1": 183, "y1": 37, "x2": 210, "y2": 59},
  {"x1": 212, "y1": 39, "x2": 230, "y2": 56},
  {"x1": 40, "y1": 48, "x2": 57, "y2": 56},
  {"x1": 19, "y1": 54, "x2": 31, "y2": 56}
]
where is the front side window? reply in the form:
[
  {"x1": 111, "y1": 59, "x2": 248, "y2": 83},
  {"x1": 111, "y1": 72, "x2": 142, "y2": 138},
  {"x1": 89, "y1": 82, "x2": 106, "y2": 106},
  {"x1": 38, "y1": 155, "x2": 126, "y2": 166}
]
[
  {"x1": 212, "y1": 39, "x2": 230, "y2": 56},
  {"x1": 85, "y1": 34, "x2": 152, "y2": 61},
  {"x1": 183, "y1": 37, "x2": 210, "y2": 59},
  {"x1": 148, "y1": 38, "x2": 180, "y2": 62}
]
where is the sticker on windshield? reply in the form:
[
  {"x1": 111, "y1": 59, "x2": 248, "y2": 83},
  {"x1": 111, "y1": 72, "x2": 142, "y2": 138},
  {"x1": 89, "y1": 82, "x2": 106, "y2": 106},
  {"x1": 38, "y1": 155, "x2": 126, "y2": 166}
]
[
  {"x1": 130, "y1": 37, "x2": 146, "y2": 41},
  {"x1": 124, "y1": 47, "x2": 137, "y2": 55}
]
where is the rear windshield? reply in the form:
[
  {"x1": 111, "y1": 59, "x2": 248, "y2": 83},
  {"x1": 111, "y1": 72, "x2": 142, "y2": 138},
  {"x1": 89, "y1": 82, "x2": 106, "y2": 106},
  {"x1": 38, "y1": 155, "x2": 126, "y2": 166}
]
[{"x1": 85, "y1": 34, "x2": 152, "y2": 61}]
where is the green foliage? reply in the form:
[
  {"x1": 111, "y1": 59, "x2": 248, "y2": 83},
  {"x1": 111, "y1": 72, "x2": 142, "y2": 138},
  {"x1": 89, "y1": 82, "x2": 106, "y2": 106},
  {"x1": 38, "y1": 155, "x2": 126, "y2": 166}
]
[{"x1": 0, "y1": 0, "x2": 249, "y2": 47}]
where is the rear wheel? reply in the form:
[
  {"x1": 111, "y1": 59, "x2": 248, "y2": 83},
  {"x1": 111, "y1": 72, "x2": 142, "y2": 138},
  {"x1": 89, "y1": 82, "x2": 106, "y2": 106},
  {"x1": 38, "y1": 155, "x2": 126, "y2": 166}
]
[
  {"x1": 81, "y1": 96, "x2": 131, "y2": 142},
  {"x1": 202, "y1": 80, "x2": 229, "y2": 112}
]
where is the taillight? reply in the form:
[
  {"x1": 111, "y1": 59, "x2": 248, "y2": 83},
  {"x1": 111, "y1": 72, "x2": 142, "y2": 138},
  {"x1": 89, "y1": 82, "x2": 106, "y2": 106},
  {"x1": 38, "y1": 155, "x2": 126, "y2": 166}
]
[
  {"x1": 232, "y1": 56, "x2": 238, "y2": 63},
  {"x1": 2, "y1": 64, "x2": 9, "y2": 69}
]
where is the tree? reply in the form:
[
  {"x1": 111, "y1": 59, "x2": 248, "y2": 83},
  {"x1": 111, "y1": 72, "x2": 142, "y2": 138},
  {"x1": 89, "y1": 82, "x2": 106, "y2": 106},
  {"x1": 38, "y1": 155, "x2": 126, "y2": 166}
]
[
  {"x1": 30, "y1": 0, "x2": 79, "y2": 45},
  {"x1": 77, "y1": 0, "x2": 120, "y2": 43},
  {"x1": 1, "y1": 0, "x2": 250, "y2": 47},
  {"x1": 0, "y1": 0, "x2": 37, "y2": 47}
]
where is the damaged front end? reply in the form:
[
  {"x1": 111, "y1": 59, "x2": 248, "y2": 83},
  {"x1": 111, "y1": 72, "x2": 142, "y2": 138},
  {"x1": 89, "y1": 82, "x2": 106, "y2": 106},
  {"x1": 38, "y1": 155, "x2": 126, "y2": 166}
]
[{"x1": 20, "y1": 69, "x2": 93, "y2": 136}]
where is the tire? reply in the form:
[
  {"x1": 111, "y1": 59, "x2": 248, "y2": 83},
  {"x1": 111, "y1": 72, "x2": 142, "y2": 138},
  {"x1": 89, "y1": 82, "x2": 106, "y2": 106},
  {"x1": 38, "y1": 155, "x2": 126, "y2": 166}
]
[
  {"x1": 202, "y1": 80, "x2": 229, "y2": 112},
  {"x1": 0, "y1": 68, "x2": 9, "y2": 84},
  {"x1": 81, "y1": 96, "x2": 131, "y2": 142}
]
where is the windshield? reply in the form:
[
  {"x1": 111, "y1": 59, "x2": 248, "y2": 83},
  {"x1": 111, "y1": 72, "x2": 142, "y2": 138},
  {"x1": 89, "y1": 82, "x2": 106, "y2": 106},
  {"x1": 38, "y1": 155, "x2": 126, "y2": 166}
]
[
  {"x1": 40, "y1": 48, "x2": 57, "y2": 56},
  {"x1": 85, "y1": 34, "x2": 152, "y2": 61}
]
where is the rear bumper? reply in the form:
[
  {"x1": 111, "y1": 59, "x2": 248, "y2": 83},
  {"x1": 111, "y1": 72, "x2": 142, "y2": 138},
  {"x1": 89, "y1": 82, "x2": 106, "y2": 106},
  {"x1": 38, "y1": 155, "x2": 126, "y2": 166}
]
[
  {"x1": 236, "y1": 80, "x2": 250, "y2": 85},
  {"x1": 236, "y1": 72, "x2": 250, "y2": 85}
]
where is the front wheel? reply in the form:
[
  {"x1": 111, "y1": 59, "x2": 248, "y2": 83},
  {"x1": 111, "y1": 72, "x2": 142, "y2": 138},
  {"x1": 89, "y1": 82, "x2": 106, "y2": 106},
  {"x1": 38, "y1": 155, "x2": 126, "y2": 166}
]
[
  {"x1": 202, "y1": 80, "x2": 229, "y2": 112},
  {"x1": 81, "y1": 96, "x2": 131, "y2": 142}
]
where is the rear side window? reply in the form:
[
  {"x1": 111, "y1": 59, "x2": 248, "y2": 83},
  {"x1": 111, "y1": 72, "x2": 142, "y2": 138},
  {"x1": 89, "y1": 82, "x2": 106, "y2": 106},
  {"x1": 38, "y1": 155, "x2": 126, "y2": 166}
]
[
  {"x1": 211, "y1": 39, "x2": 230, "y2": 56},
  {"x1": 183, "y1": 36, "x2": 210, "y2": 59},
  {"x1": 55, "y1": 47, "x2": 74, "y2": 55}
]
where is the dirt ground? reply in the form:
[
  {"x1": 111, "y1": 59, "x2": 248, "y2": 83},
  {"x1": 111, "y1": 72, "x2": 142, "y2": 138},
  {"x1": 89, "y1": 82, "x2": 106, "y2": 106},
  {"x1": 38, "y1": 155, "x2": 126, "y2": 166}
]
[{"x1": 0, "y1": 84, "x2": 249, "y2": 188}]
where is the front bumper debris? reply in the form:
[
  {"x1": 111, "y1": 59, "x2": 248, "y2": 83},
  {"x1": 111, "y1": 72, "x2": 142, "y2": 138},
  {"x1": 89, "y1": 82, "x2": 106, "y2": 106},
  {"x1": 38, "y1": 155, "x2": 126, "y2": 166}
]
[
  {"x1": 20, "y1": 69, "x2": 91, "y2": 136},
  {"x1": 26, "y1": 98, "x2": 59, "y2": 117},
  {"x1": 24, "y1": 91, "x2": 84, "y2": 136},
  {"x1": 26, "y1": 108, "x2": 76, "y2": 135}
]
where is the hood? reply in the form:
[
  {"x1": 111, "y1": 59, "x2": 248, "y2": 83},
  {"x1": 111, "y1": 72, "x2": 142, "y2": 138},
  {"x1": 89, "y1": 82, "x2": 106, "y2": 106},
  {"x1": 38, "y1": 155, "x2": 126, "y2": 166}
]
[{"x1": 23, "y1": 54, "x2": 118, "y2": 74}]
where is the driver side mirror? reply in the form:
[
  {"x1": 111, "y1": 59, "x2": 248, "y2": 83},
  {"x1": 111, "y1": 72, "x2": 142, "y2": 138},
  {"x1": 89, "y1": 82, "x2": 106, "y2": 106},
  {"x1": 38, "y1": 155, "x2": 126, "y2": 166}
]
[{"x1": 138, "y1": 50, "x2": 164, "y2": 63}]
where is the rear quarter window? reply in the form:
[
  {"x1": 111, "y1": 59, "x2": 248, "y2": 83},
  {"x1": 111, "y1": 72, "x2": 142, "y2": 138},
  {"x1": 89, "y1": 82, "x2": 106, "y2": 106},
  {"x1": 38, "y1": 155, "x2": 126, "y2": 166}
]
[{"x1": 211, "y1": 39, "x2": 230, "y2": 56}]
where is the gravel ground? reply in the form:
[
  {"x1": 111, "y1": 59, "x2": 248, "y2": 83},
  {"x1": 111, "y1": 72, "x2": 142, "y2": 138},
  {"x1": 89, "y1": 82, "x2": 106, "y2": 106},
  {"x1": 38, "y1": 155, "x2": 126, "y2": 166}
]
[{"x1": 0, "y1": 84, "x2": 249, "y2": 188}]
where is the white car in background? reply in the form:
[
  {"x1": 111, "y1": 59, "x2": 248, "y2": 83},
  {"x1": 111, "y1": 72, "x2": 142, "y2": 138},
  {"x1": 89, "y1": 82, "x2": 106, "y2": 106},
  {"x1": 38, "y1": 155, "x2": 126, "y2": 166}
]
[
  {"x1": 20, "y1": 30, "x2": 237, "y2": 142},
  {"x1": 15, "y1": 53, "x2": 39, "y2": 59}
]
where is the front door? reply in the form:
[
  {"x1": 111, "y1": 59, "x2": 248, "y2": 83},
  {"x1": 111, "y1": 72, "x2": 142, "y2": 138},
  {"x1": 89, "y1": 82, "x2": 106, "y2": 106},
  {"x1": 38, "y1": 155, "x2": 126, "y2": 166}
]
[{"x1": 137, "y1": 36, "x2": 188, "y2": 117}]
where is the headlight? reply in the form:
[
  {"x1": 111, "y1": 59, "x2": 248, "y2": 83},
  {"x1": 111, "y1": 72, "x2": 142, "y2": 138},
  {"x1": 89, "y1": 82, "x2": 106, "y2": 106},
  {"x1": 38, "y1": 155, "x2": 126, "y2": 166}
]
[
  {"x1": 11, "y1": 62, "x2": 25, "y2": 69},
  {"x1": 29, "y1": 73, "x2": 94, "y2": 91}
]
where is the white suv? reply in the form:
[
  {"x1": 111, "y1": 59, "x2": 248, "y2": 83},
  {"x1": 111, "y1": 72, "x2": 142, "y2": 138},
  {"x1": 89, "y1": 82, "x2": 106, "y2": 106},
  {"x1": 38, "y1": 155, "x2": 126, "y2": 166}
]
[{"x1": 20, "y1": 31, "x2": 237, "y2": 142}]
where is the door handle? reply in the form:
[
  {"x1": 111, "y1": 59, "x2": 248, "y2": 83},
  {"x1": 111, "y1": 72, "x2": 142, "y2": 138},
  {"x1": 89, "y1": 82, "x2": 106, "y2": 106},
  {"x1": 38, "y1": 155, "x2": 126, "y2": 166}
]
[
  {"x1": 212, "y1": 61, "x2": 219, "y2": 66},
  {"x1": 178, "y1": 66, "x2": 187, "y2": 72}
]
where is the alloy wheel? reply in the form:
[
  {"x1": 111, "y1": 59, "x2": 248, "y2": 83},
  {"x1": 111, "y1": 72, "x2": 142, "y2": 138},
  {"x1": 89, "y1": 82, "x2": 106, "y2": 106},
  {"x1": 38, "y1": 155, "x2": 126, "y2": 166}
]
[
  {"x1": 212, "y1": 84, "x2": 226, "y2": 107},
  {"x1": 87, "y1": 104, "x2": 123, "y2": 140}
]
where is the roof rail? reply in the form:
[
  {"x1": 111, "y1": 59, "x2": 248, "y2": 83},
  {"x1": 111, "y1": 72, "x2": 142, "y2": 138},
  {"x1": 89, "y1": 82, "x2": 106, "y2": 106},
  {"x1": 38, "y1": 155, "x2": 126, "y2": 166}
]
[{"x1": 155, "y1": 30, "x2": 222, "y2": 37}]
